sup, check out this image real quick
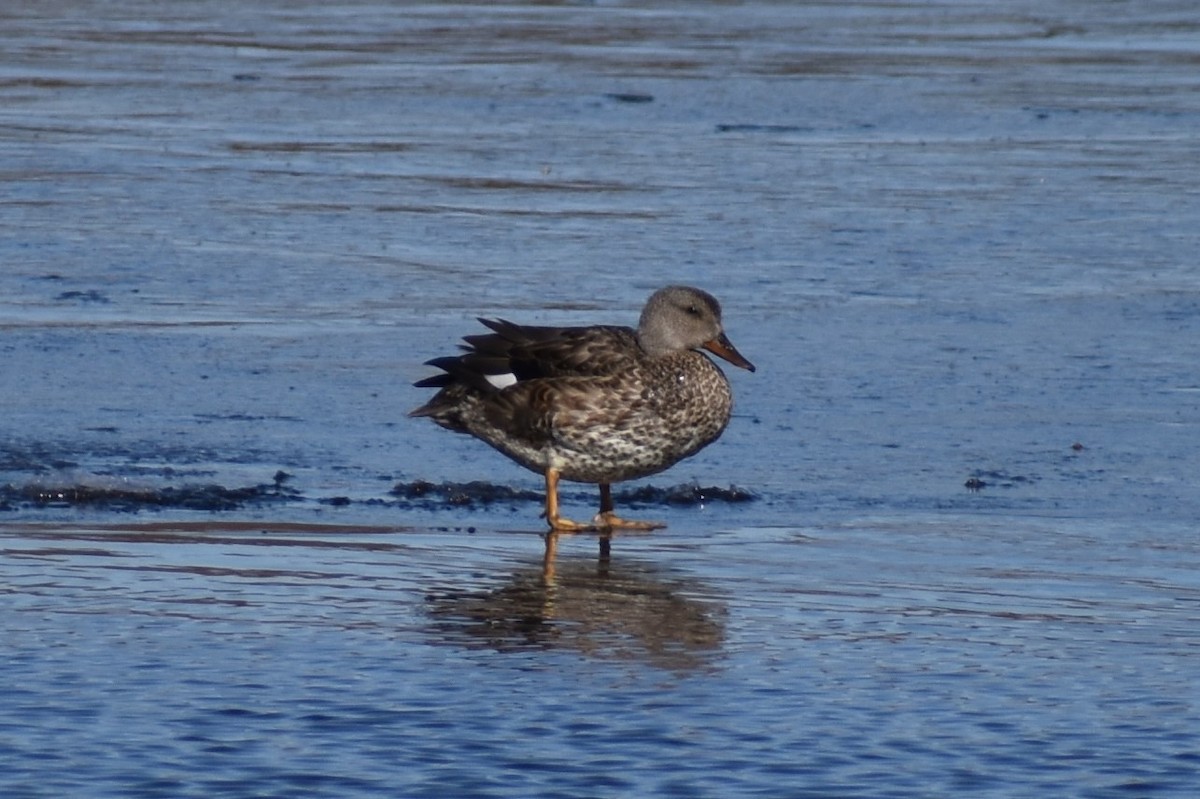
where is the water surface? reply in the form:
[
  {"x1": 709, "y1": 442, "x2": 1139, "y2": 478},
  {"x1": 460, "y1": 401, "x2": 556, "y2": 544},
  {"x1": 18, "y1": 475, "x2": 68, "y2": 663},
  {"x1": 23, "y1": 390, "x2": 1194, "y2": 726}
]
[{"x1": 3, "y1": 1, "x2": 1199, "y2": 796}]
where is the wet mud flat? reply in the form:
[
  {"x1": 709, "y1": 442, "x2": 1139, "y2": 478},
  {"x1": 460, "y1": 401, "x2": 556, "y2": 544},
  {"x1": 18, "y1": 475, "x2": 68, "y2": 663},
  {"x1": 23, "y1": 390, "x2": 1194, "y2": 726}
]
[
  {"x1": 3, "y1": 0, "x2": 1199, "y2": 529},
  {"x1": 4, "y1": 0, "x2": 1200, "y2": 797},
  {"x1": 0, "y1": 473, "x2": 754, "y2": 519}
]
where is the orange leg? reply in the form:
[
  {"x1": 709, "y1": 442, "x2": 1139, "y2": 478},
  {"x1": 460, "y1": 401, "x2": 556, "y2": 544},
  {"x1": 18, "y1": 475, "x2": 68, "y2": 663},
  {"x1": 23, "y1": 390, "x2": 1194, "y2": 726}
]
[
  {"x1": 593, "y1": 483, "x2": 665, "y2": 531},
  {"x1": 543, "y1": 467, "x2": 591, "y2": 532}
]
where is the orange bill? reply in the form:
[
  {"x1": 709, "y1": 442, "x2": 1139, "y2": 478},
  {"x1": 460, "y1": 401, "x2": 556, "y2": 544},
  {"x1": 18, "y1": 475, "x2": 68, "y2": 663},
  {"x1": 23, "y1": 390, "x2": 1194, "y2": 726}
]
[{"x1": 702, "y1": 333, "x2": 756, "y2": 372}]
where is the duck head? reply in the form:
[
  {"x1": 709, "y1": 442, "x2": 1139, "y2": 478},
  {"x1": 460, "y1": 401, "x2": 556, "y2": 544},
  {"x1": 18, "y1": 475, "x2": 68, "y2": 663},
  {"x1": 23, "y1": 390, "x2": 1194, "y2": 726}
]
[{"x1": 637, "y1": 285, "x2": 756, "y2": 372}]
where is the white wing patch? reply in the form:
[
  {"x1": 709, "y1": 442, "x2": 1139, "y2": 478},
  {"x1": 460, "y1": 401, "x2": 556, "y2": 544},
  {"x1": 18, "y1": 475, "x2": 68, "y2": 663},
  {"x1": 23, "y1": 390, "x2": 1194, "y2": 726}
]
[{"x1": 485, "y1": 372, "x2": 518, "y2": 389}]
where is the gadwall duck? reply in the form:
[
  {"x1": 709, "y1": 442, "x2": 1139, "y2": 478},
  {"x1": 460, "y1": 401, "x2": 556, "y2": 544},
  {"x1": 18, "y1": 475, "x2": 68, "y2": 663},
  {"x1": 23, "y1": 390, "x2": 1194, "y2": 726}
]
[{"x1": 410, "y1": 285, "x2": 755, "y2": 531}]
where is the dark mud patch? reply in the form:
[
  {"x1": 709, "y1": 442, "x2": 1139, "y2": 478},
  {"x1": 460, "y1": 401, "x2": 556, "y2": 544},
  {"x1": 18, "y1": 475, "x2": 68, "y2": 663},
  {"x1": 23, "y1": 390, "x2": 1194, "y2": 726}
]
[
  {"x1": 613, "y1": 482, "x2": 757, "y2": 507},
  {"x1": 715, "y1": 123, "x2": 814, "y2": 134},
  {"x1": 964, "y1": 470, "x2": 1038, "y2": 491},
  {"x1": 55, "y1": 289, "x2": 111, "y2": 304},
  {"x1": 391, "y1": 480, "x2": 543, "y2": 508},
  {"x1": 0, "y1": 480, "x2": 300, "y2": 512},
  {"x1": 1, "y1": 476, "x2": 757, "y2": 515},
  {"x1": 604, "y1": 92, "x2": 654, "y2": 104},
  {"x1": 390, "y1": 479, "x2": 757, "y2": 510}
]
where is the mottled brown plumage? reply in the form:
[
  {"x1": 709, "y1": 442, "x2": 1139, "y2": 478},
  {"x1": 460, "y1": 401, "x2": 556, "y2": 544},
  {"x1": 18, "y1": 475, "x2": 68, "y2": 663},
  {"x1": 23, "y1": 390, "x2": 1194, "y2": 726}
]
[{"x1": 410, "y1": 286, "x2": 755, "y2": 531}]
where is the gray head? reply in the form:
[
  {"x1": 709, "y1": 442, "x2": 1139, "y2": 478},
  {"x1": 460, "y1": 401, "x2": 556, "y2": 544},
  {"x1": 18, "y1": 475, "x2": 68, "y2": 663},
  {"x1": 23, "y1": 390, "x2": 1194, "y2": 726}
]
[{"x1": 637, "y1": 285, "x2": 755, "y2": 371}]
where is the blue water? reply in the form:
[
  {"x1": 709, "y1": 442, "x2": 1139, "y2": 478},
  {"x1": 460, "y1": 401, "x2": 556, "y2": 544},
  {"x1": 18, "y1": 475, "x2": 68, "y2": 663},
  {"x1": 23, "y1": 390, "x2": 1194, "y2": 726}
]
[
  {"x1": 3, "y1": 1, "x2": 1199, "y2": 797},
  {"x1": 4, "y1": 517, "x2": 1197, "y2": 797}
]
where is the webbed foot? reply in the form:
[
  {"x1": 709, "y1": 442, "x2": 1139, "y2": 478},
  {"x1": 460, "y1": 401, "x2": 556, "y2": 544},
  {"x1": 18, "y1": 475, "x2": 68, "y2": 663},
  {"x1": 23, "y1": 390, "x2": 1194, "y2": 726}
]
[{"x1": 593, "y1": 512, "x2": 665, "y2": 531}]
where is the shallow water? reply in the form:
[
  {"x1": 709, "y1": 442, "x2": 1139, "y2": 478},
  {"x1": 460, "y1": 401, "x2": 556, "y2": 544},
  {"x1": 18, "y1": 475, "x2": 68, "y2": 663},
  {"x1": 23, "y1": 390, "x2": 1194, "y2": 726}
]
[{"x1": 3, "y1": 1, "x2": 1200, "y2": 797}]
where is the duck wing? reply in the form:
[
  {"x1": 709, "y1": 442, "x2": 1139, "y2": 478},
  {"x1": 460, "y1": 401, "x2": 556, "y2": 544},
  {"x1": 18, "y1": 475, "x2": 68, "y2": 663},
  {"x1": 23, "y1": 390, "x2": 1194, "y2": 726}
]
[{"x1": 415, "y1": 320, "x2": 641, "y2": 393}]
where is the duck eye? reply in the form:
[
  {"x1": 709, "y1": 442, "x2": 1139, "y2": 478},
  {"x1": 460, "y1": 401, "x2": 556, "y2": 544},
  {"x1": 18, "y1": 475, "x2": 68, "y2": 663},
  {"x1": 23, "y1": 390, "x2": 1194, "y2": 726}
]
[{"x1": 686, "y1": 304, "x2": 700, "y2": 316}]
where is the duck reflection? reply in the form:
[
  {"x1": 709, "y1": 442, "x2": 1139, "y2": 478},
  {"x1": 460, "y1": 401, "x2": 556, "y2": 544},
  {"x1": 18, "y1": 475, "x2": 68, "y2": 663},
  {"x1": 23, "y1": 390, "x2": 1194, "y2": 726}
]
[{"x1": 426, "y1": 533, "x2": 726, "y2": 672}]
